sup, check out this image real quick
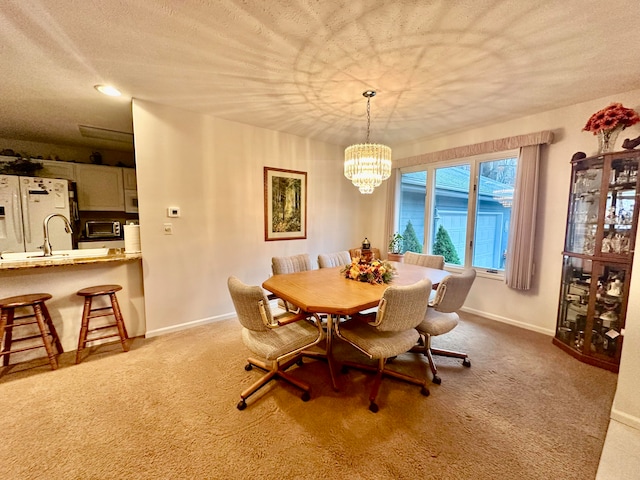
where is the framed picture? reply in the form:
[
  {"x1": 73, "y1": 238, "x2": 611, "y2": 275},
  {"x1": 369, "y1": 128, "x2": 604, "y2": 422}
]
[{"x1": 264, "y1": 167, "x2": 307, "y2": 241}]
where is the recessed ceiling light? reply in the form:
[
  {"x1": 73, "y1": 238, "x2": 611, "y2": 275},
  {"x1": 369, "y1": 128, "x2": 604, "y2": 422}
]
[{"x1": 94, "y1": 84, "x2": 122, "y2": 97}]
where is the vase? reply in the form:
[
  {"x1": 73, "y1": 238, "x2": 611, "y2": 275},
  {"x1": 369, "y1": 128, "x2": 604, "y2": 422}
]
[{"x1": 597, "y1": 128, "x2": 622, "y2": 154}]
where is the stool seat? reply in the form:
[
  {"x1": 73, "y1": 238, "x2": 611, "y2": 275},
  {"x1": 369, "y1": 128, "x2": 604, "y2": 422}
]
[
  {"x1": 0, "y1": 293, "x2": 53, "y2": 308},
  {"x1": 0, "y1": 293, "x2": 62, "y2": 370},
  {"x1": 77, "y1": 285, "x2": 122, "y2": 297},
  {"x1": 76, "y1": 284, "x2": 129, "y2": 363}
]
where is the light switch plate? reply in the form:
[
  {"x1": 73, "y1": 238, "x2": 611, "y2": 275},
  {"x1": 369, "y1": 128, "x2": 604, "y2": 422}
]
[
  {"x1": 163, "y1": 223, "x2": 173, "y2": 234},
  {"x1": 167, "y1": 207, "x2": 180, "y2": 217}
]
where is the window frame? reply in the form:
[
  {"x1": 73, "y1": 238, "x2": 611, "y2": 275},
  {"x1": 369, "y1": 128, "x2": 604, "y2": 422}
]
[{"x1": 398, "y1": 148, "x2": 519, "y2": 278}]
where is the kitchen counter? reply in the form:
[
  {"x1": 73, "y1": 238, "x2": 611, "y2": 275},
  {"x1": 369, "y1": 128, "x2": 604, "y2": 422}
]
[
  {"x1": 0, "y1": 248, "x2": 141, "y2": 270},
  {"x1": 0, "y1": 248, "x2": 145, "y2": 359}
]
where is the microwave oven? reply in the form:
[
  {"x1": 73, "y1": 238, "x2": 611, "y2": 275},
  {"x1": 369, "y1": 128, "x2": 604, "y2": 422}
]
[{"x1": 85, "y1": 220, "x2": 121, "y2": 238}]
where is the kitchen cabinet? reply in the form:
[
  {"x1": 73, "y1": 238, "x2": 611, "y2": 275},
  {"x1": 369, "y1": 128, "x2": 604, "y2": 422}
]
[
  {"x1": 123, "y1": 168, "x2": 137, "y2": 190},
  {"x1": 75, "y1": 163, "x2": 125, "y2": 211},
  {"x1": 553, "y1": 150, "x2": 639, "y2": 372},
  {"x1": 38, "y1": 160, "x2": 76, "y2": 181}
]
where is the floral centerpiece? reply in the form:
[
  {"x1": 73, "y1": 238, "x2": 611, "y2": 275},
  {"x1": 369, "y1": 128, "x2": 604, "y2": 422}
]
[
  {"x1": 341, "y1": 258, "x2": 396, "y2": 285},
  {"x1": 583, "y1": 103, "x2": 640, "y2": 153}
]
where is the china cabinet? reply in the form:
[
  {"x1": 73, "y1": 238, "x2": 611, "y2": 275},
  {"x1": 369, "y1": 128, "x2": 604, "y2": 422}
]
[{"x1": 554, "y1": 150, "x2": 640, "y2": 372}]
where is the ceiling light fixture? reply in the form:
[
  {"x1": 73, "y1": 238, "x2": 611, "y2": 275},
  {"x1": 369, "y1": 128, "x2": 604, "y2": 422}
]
[
  {"x1": 94, "y1": 84, "x2": 122, "y2": 97},
  {"x1": 344, "y1": 90, "x2": 392, "y2": 194}
]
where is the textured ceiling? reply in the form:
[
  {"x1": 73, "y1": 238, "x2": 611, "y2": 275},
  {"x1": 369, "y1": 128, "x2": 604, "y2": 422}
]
[{"x1": 2, "y1": 0, "x2": 640, "y2": 152}]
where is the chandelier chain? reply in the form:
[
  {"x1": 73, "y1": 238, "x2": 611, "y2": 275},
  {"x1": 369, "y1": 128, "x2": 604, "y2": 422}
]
[{"x1": 366, "y1": 96, "x2": 371, "y2": 144}]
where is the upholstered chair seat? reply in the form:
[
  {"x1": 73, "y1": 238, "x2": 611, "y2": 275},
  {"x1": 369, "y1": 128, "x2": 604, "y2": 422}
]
[
  {"x1": 335, "y1": 278, "x2": 433, "y2": 412},
  {"x1": 228, "y1": 276, "x2": 324, "y2": 410},
  {"x1": 412, "y1": 269, "x2": 476, "y2": 385}
]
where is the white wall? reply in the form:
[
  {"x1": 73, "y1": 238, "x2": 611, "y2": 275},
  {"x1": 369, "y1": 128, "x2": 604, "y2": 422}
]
[{"x1": 131, "y1": 99, "x2": 370, "y2": 336}]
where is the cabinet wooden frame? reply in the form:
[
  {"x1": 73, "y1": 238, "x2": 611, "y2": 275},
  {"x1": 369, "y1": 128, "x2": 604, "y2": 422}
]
[{"x1": 554, "y1": 150, "x2": 639, "y2": 371}]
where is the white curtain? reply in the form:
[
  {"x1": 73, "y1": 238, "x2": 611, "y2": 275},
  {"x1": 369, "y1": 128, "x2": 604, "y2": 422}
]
[{"x1": 504, "y1": 144, "x2": 540, "y2": 290}]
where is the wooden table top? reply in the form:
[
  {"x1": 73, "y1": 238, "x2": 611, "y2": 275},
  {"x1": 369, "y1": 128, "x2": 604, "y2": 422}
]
[{"x1": 262, "y1": 261, "x2": 449, "y2": 316}]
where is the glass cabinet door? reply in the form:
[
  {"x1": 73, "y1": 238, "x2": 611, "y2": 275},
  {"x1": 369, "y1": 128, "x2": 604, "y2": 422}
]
[
  {"x1": 589, "y1": 262, "x2": 627, "y2": 362},
  {"x1": 565, "y1": 161, "x2": 603, "y2": 255},
  {"x1": 601, "y1": 155, "x2": 638, "y2": 257},
  {"x1": 556, "y1": 256, "x2": 592, "y2": 351}
]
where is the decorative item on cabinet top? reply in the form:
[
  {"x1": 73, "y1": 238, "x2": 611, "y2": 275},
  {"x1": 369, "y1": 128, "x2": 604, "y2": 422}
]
[{"x1": 582, "y1": 103, "x2": 640, "y2": 154}]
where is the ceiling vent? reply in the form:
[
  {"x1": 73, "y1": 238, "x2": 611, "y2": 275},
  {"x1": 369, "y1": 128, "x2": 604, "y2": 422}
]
[{"x1": 78, "y1": 125, "x2": 133, "y2": 143}]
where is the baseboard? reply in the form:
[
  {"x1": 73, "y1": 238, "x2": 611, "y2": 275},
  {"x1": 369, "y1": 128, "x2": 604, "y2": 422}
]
[
  {"x1": 461, "y1": 306, "x2": 555, "y2": 337},
  {"x1": 145, "y1": 312, "x2": 236, "y2": 338},
  {"x1": 610, "y1": 407, "x2": 640, "y2": 432}
]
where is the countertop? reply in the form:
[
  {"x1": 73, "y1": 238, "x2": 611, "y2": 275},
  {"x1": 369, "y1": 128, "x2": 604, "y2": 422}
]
[{"x1": 0, "y1": 249, "x2": 142, "y2": 271}]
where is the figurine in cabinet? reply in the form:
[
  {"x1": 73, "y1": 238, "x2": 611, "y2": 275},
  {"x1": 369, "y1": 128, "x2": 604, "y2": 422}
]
[{"x1": 607, "y1": 278, "x2": 622, "y2": 296}]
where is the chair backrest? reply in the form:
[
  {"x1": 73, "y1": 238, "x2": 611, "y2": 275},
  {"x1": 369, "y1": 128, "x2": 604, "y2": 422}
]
[
  {"x1": 404, "y1": 252, "x2": 445, "y2": 270},
  {"x1": 375, "y1": 279, "x2": 432, "y2": 332},
  {"x1": 227, "y1": 276, "x2": 272, "y2": 332},
  {"x1": 271, "y1": 254, "x2": 312, "y2": 275},
  {"x1": 432, "y1": 269, "x2": 476, "y2": 313},
  {"x1": 349, "y1": 247, "x2": 381, "y2": 260},
  {"x1": 318, "y1": 251, "x2": 352, "y2": 268}
]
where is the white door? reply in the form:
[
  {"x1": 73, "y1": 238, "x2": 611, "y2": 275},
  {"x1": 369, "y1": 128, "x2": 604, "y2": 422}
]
[
  {"x1": 0, "y1": 175, "x2": 25, "y2": 253},
  {"x1": 19, "y1": 177, "x2": 72, "y2": 252}
]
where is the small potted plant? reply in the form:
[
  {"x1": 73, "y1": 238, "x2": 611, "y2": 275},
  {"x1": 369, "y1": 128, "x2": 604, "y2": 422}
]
[{"x1": 387, "y1": 232, "x2": 404, "y2": 262}]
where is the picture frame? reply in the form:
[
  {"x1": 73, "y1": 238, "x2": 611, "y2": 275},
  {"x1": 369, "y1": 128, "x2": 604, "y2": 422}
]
[{"x1": 264, "y1": 167, "x2": 307, "y2": 241}]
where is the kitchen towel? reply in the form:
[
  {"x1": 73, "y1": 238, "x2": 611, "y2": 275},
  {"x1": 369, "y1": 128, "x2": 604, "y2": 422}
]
[{"x1": 124, "y1": 224, "x2": 141, "y2": 253}]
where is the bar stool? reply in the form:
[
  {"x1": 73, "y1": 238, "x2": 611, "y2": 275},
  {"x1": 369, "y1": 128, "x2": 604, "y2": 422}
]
[
  {"x1": 0, "y1": 293, "x2": 63, "y2": 370},
  {"x1": 76, "y1": 285, "x2": 129, "y2": 364}
]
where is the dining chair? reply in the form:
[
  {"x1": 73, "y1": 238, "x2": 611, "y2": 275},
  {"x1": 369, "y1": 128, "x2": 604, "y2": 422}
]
[
  {"x1": 412, "y1": 268, "x2": 476, "y2": 384},
  {"x1": 335, "y1": 279, "x2": 433, "y2": 412},
  {"x1": 271, "y1": 253, "x2": 313, "y2": 312},
  {"x1": 404, "y1": 251, "x2": 445, "y2": 270},
  {"x1": 227, "y1": 276, "x2": 324, "y2": 410},
  {"x1": 318, "y1": 251, "x2": 352, "y2": 268}
]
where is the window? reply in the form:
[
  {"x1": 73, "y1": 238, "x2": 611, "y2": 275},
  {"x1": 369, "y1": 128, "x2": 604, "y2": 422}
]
[{"x1": 398, "y1": 151, "x2": 518, "y2": 272}]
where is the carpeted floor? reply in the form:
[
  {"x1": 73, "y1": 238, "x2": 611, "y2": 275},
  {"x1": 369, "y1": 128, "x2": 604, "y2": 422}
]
[{"x1": 0, "y1": 312, "x2": 616, "y2": 479}]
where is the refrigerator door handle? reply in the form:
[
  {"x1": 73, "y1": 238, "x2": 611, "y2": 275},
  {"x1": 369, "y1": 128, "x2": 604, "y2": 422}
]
[
  {"x1": 12, "y1": 189, "x2": 23, "y2": 244},
  {"x1": 21, "y1": 187, "x2": 31, "y2": 244}
]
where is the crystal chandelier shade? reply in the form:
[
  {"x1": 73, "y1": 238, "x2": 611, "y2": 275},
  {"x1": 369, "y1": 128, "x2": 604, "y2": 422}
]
[{"x1": 344, "y1": 91, "x2": 392, "y2": 194}]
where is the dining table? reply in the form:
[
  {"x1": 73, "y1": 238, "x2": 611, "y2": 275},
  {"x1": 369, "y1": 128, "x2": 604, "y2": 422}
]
[{"x1": 262, "y1": 261, "x2": 450, "y2": 390}]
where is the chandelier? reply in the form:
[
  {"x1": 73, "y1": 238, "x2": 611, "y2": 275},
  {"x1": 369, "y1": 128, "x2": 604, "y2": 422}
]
[{"x1": 344, "y1": 90, "x2": 392, "y2": 194}]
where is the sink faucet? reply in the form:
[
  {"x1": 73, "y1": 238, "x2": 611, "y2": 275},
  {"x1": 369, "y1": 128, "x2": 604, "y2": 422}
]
[{"x1": 42, "y1": 213, "x2": 73, "y2": 256}]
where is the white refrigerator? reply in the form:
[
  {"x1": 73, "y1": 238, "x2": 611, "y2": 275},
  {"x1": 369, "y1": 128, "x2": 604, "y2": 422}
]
[{"x1": 0, "y1": 175, "x2": 73, "y2": 253}]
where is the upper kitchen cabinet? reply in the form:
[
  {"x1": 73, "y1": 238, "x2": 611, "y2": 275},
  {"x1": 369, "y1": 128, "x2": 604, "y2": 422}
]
[
  {"x1": 38, "y1": 160, "x2": 76, "y2": 181},
  {"x1": 76, "y1": 163, "x2": 125, "y2": 211}
]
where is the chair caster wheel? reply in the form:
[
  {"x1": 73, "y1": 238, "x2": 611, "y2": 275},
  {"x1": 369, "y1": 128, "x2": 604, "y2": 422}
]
[
  {"x1": 244, "y1": 363, "x2": 252, "y2": 371},
  {"x1": 340, "y1": 365, "x2": 349, "y2": 374},
  {"x1": 237, "y1": 400, "x2": 247, "y2": 410},
  {"x1": 301, "y1": 391, "x2": 310, "y2": 402},
  {"x1": 296, "y1": 358, "x2": 304, "y2": 366},
  {"x1": 463, "y1": 358, "x2": 471, "y2": 368},
  {"x1": 432, "y1": 375, "x2": 442, "y2": 385},
  {"x1": 369, "y1": 402, "x2": 379, "y2": 413},
  {"x1": 421, "y1": 386, "x2": 430, "y2": 397}
]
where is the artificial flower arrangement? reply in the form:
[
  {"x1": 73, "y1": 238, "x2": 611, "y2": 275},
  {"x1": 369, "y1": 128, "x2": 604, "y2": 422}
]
[
  {"x1": 583, "y1": 103, "x2": 640, "y2": 134},
  {"x1": 342, "y1": 257, "x2": 396, "y2": 285}
]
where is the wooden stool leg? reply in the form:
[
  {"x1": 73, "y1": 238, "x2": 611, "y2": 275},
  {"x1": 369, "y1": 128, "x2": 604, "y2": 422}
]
[
  {"x1": 40, "y1": 302, "x2": 63, "y2": 355},
  {"x1": 76, "y1": 297, "x2": 92, "y2": 364},
  {"x1": 33, "y1": 303, "x2": 58, "y2": 370},
  {"x1": 0, "y1": 309, "x2": 13, "y2": 367},
  {"x1": 109, "y1": 293, "x2": 129, "y2": 352}
]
